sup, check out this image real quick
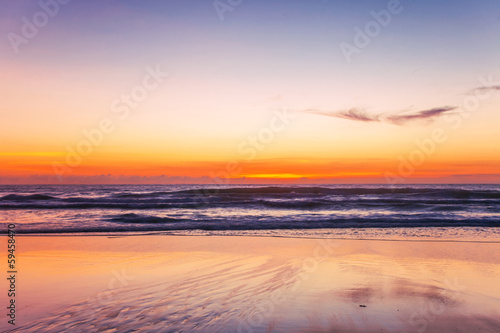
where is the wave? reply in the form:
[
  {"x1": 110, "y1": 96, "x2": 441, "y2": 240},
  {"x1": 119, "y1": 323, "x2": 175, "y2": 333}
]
[
  {"x1": 12, "y1": 213, "x2": 500, "y2": 234},
  {"x1": 0, "y1": 186, "x2": 499, "y2": 211},
  {"x1": 1, "y1": 198, "x2": 498, "y2": 211},
  {"x1": 106, "y1": 213, "x2": 187, "y2": 224},
  {"x1": 0, "y1": 194, "x2": 57, "y2": 201},
  {"x1": 2, "y1": 186, "x2": 500, "y2": 200},
  {"x1": 174, "y1": 186, "x2": 500, "y2": 198},
  {"x1": 5, "y1": 186, "x2": 499, "y2": 200}
]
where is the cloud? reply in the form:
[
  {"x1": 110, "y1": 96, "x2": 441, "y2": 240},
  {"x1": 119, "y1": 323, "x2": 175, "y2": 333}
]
[
  {"x1": 304, "y1": 108, "x2": 379, "y2": 122},
  {"x1": 385, "y1": 106, "x2": 456, "y2": 125},
  {"x1": 304, "y1": 106, "x2": 456, "y2": 126},
  {"x1": 473, "y1": 85, "x2": 500, "y2": 92},
  {"x1": 335, "y1": 108, "x2": 381, "y2": 122}
]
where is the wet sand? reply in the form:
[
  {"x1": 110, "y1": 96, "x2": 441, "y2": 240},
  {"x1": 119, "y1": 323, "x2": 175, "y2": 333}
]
[{"x1": 1, "y1": 235, "x2": 499, "y2": 332}]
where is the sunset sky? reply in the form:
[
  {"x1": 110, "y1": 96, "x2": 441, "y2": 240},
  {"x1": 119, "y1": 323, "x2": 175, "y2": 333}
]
[{"x1": 1, "y1": 0, "x2": 500, "y2": 184}]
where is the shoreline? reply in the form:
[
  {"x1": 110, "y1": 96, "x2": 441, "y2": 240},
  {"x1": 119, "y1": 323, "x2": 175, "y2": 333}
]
[
  {"x1": 3, "y1": 226, "x2": 500, "y2": 243},
  {"x1": 7, "y1": 233, "x2": 500, "y2": 244}
]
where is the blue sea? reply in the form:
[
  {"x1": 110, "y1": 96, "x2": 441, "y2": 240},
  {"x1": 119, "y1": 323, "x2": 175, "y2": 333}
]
[{"x1": 1, "y1": 184, "x2": 499, "y2": 239}]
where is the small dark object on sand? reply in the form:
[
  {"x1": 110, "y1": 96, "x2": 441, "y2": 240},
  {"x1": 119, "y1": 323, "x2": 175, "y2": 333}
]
[{"x1": 359, "y1": 305, "x2": 367, "y2": 307}]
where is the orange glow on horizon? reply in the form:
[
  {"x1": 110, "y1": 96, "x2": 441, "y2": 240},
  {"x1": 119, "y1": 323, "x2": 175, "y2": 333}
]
[
  {"x1": 243, "y1": 174, "x2": 308, "y2": 179},
  {"x1": 1, "y1": 152, "x2": 499, "y2": 184}
]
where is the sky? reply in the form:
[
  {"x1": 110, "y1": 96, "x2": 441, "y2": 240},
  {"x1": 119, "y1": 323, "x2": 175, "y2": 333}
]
[{"x1": 1, "y1": 0, "x2": 500, "y2": 184}]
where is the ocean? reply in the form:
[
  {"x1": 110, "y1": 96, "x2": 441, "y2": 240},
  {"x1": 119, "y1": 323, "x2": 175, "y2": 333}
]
[{"x1": 1, "y1": 184, "x2": 499, "y2": 239}]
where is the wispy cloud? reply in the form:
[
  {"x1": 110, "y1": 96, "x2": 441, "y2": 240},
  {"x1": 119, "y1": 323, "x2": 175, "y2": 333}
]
[
  {"x1": 385, "y1": 106, "x2": 456, "y2": 125},
  {"x1": 304, "y1": 106, "x2": 456, "y2": 126},
  {"x1": 304, "y1": 108, "x2": 379, "y2": 122},
  {"x1": 473, "y1": 85, "x2": 500, "y2": 92}
]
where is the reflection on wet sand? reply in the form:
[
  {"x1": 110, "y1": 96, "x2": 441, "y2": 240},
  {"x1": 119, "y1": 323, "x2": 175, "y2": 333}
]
[{"x1": 2, "y1": 235, "x2": 499, "y2": 332}]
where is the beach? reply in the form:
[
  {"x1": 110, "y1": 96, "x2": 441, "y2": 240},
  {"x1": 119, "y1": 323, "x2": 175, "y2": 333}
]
[{"x1": 1, "y1": 234, "x2": 499, "y2": 332}]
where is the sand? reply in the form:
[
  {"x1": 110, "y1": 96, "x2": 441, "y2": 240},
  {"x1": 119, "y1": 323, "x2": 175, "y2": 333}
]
[{"x1": 1, "y1": 234, "x2": 499, "y2": 332}]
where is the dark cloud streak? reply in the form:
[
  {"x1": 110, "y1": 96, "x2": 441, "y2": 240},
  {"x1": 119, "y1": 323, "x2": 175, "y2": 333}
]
[
  {"x1": 386, "y1": 106, "x2": 456, "y2": 125},
  {"x1": 474, "y1": 85, "x2": 500, "y2": 92},
  {"x1": 304, "y1": 106, "x2": 457, "y2": 126},
  {"x1": 304, "y1": 108, "x2": 379, "y2": 122}
]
